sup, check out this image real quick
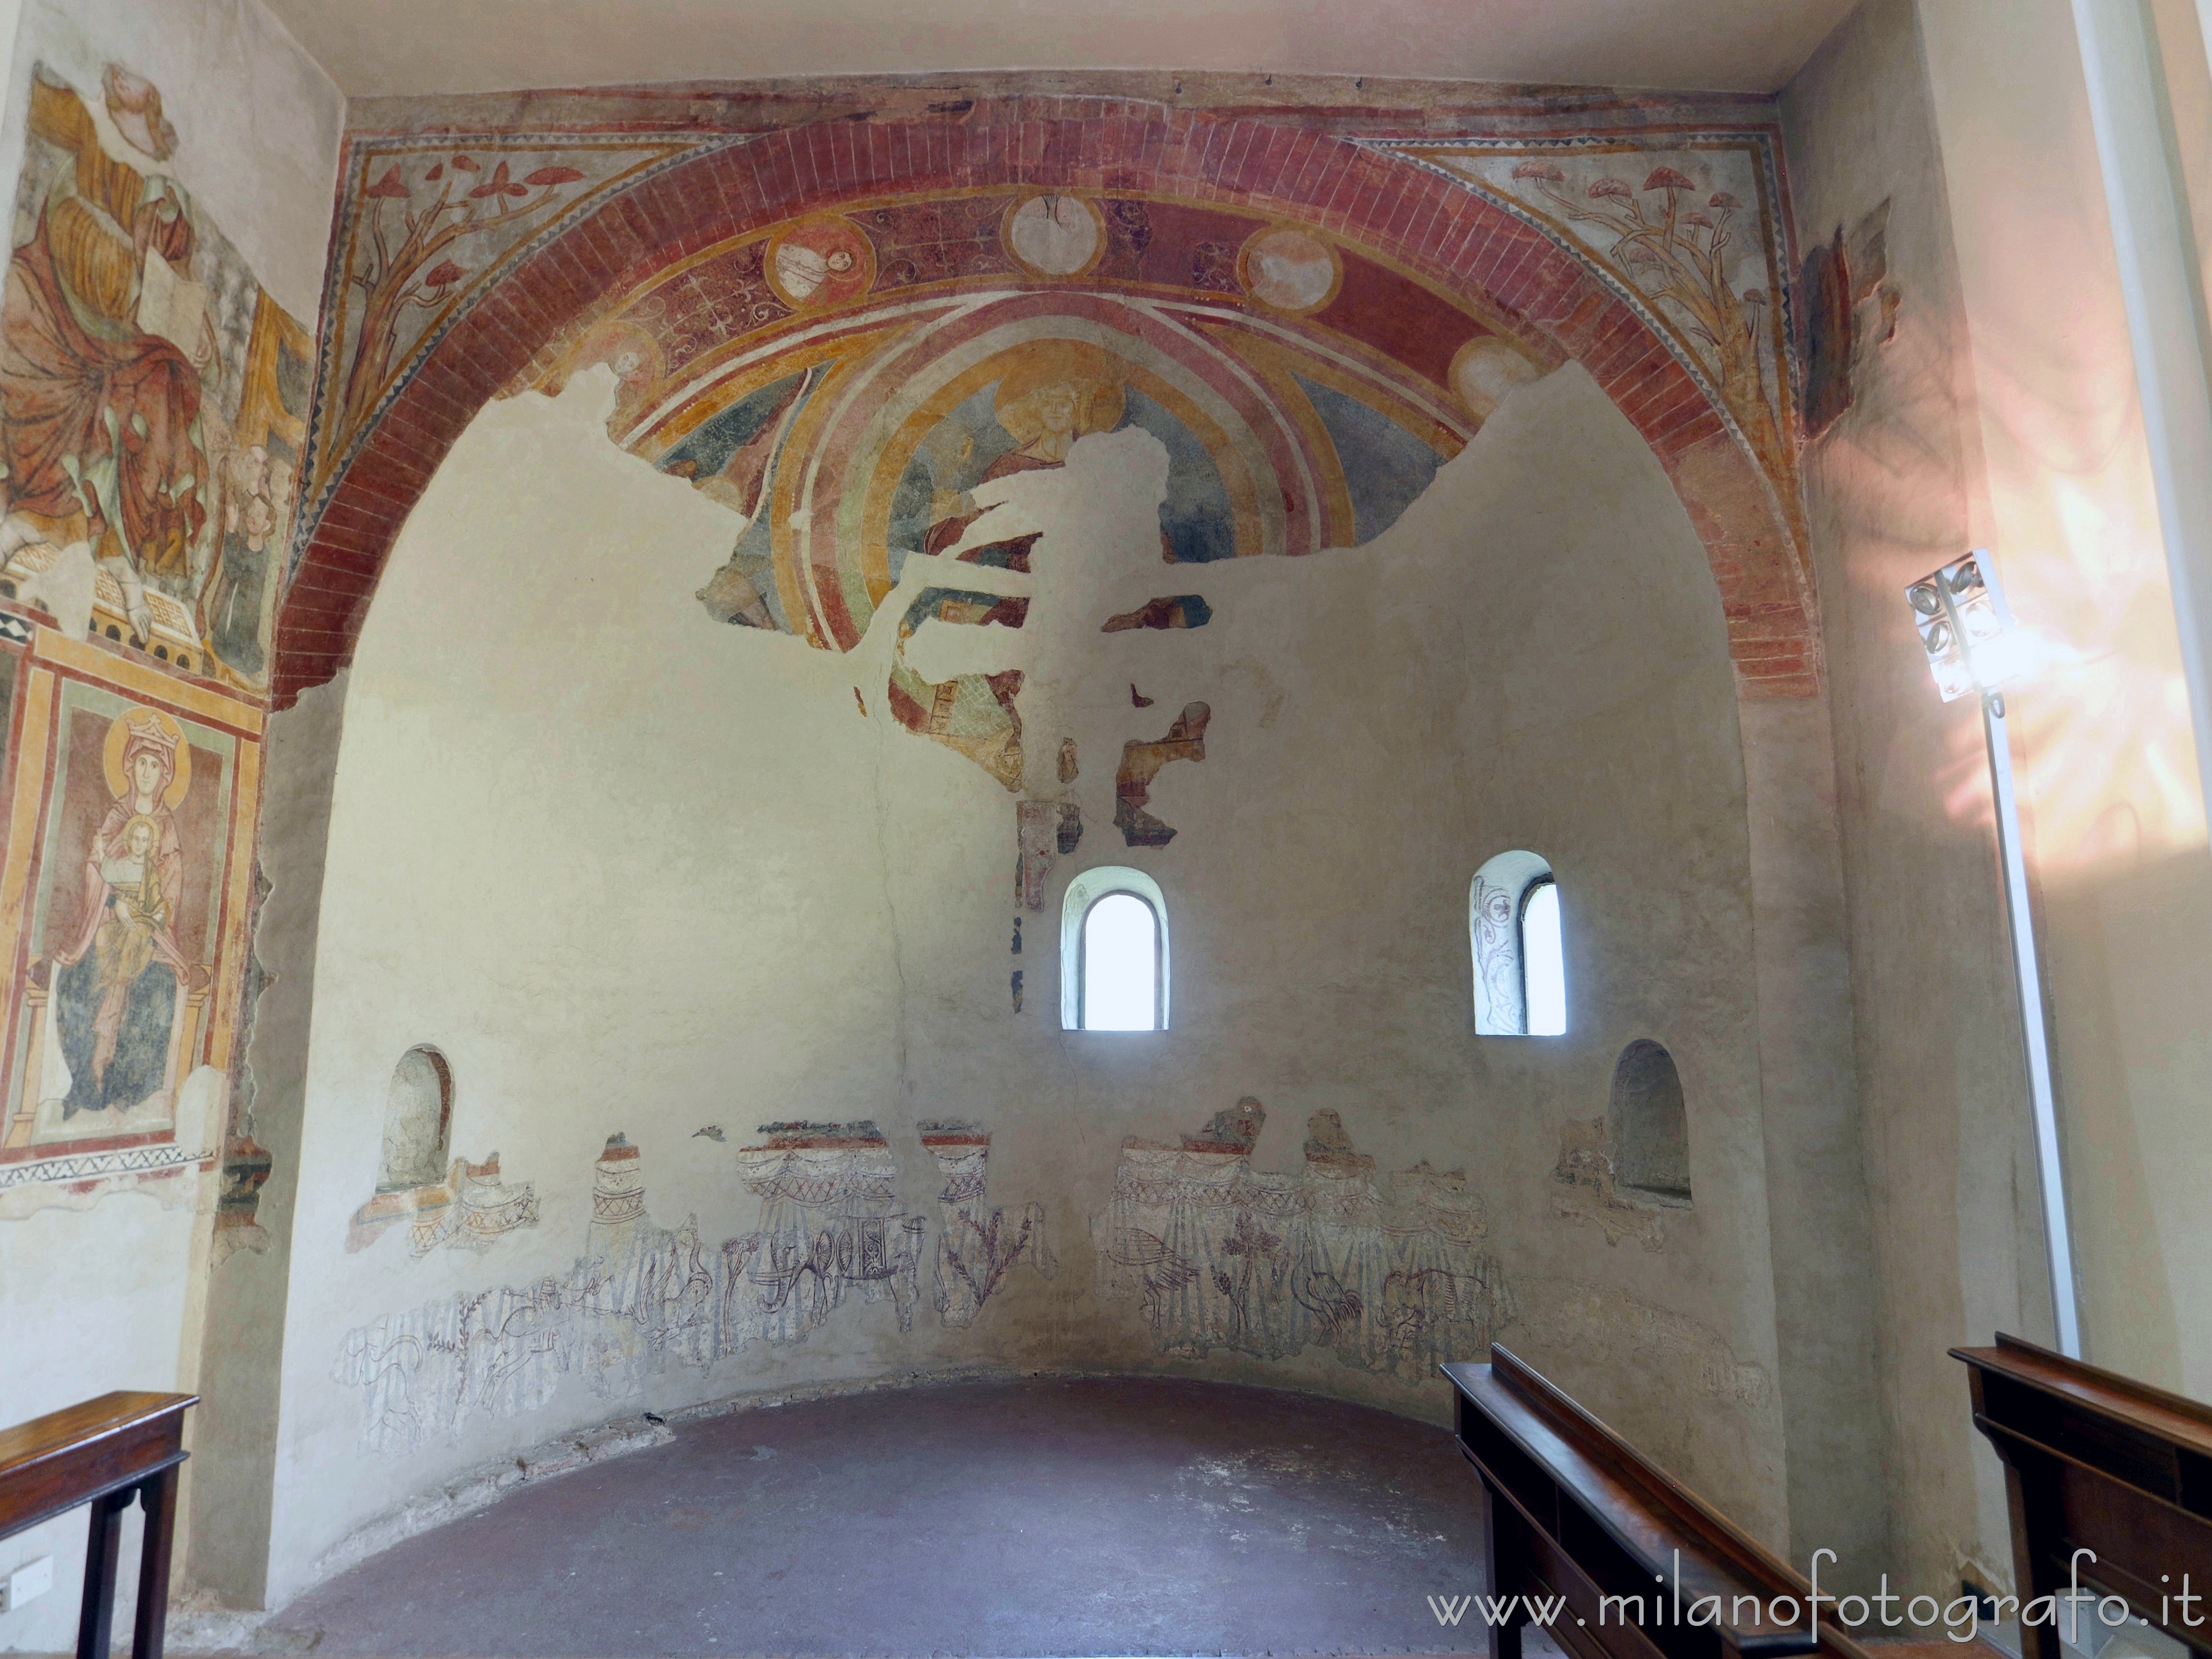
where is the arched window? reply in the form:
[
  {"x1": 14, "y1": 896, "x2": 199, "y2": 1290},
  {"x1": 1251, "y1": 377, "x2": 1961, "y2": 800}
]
[
  {"x1": 377, "y1": 1046, "x2": 453, "y2": 1192},
  {"x1": 1061, "y1": 866, "x2": 1168, "y2": 1031},
  {"x1": 1469, "y1": 851, "x2": 1566, "y2": 1036},
  {"x1": 1611, "y1": 1039, "x2": 1691, "y2": 1202}
]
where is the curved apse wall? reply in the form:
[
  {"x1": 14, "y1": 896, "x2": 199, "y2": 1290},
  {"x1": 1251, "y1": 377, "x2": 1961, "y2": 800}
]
[{"x1": 264, "y1": 350, "x2": 1775, "y2": 1599}]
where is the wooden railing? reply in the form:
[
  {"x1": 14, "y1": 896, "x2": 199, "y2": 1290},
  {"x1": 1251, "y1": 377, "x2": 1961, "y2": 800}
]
[
  {"x1": 1957, "y1": 1333, "x2": 2212, "y2": 1659},
  {"x1": 1444, "y1": 1347, "x2": 1878, "y2": 1659},
  {"x1": 0, "y1": 1392, "x2": 195, "y2": 1659}
]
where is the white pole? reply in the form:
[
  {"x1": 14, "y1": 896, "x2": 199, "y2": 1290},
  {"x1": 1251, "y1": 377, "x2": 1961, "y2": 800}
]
[{"x1": 1983, "y1": 690, "x2": 2083, "y2": 1358}]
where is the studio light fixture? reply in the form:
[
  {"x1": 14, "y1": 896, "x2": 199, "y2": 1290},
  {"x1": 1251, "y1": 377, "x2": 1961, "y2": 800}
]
[{"x1": 1906, "y1": 552, "x2": 2081, "y2": 1357}]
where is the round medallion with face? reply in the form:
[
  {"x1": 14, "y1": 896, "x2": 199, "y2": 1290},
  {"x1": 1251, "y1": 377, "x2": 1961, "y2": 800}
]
[{"x1": 765, "y1": 216, "x2": 877, "y2": 310}]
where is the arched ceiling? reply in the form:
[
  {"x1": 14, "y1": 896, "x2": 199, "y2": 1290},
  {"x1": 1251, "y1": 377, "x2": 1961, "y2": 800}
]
[
  {"x1": 276, "y1": 94, "x2": 1819, "y2": 713},
  {"x1": 262, "y1": 0, "x2": 1857, "y2": 98}
]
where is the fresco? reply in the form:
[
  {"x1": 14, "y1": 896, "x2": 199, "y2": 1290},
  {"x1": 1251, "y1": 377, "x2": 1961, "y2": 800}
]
[
  {"x1": 333, "y1": 1134, "x2": 716, "y2": 1455},
  {"x1": 1392, "y1": 137, "x2": 1800, "y2": 541},
  {"x1": 512, "y1": 199, "x2": 1498, "y2": 797},
  {"x1": 1551, "y1": 1117, "x2": 1667, "y2": 1251},
  {"x1": 729, "y1": 1120, "x2": 926, "y2": 1341},
  {"x1": 1115, "y1": 702, "x2": 1210, "y2": 848},
  {"x1": 0, "y1": 65, "x2": 312, "y2": 690},
  {"x1": 301, "y1": 128, "x2": 721, "y2": 541},
  {"x1": 336, "y1": 1122, "x2": 947, "y2": 1455},
  {"x1": 347, "y1": 1150, "x2": 541, "y2": 1256},
  {"x1": 1096, "y1": 1099, "x2": 1512, "y2": 1378},
  {"x1": 1103, "y1": 595, "x2": 1212, "y2": 633},
  {"x1": 0, "y1": 617, "x2": 259, "y2": 1194},
  {"x1": 1016, "y1": 799, "x2": 1082, "y2": 911},
  {"x1": 918, "y1": 1121, "x2": 1056, "y2": 1328}
]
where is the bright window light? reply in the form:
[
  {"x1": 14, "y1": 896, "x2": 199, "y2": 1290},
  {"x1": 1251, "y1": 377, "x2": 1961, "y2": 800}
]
[
  {"x1": 1083, "y1": 893, "x2": 1159, "y2": 1031},
  {"x1": 1522, "y1": 881, "x2": 1566, "y2": 1036}
]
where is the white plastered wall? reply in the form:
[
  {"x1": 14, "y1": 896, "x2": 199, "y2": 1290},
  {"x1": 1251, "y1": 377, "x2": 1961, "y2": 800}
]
[{"x1": 249, "y1": 356, "x2": 1803, "y2": 1603}]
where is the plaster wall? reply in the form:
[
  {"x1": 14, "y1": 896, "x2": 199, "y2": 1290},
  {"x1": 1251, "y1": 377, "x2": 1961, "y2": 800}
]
[
  {"x1": 1783, "y1": 0, "x2": 2212, "y2": 1596},
  {"x1": 1913, "y1": 0, "x2": 2212, "y2": 1403},
  {"x1": 255, "y1": 357, "x2": 1794, "y2": 1602},
  {"x1": 0, "y1": 0, "x2": 338, "y2": 1648}
]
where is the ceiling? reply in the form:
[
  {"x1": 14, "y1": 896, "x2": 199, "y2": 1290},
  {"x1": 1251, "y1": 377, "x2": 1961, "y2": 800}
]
[{"x1": 263, "y1": 0, "x2": 1860, "y2": 100}]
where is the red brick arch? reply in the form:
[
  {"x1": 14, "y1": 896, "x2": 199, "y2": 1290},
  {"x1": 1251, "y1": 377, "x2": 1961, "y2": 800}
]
[{"x1": 274, "y1": 96, "x2": 1814, "y2": 708}]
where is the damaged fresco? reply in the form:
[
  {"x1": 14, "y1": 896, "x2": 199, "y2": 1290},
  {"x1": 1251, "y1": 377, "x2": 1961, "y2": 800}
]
[
  {"x1": 0, "y1": 637, "x2": 259, "y2": 1196},
  {"x1": 1096, "y1": 1099, "x2": 1512, "y2": 1378},
  {"x1": 347, "y1": 1151, "x2": 540, "y2": 1256},
  {"x1": 0, "y1": 63, "x2": 313, "y2": 689},
  {"x1": 336, "y1": 1122, "x2": 945, "y2": 1454},
  {"x1": 918, "y1": 1121, "x2": 1056, "y2": 1328}
]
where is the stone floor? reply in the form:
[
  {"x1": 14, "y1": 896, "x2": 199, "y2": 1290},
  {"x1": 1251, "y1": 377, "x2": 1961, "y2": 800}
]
[{"x1": 263, "y1": 1375, "x2": 1500, "y2": 1658}]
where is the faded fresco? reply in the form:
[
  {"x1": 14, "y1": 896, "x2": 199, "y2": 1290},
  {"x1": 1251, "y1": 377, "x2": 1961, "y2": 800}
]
[
  {"x1": 1115, "y1": 702, "x2": 1210, "y2": 849},
  {"x1": 0, "y1": 624, "x2": 260, "y2": 1194},
  {"x1": 516, "y1": 199, "x2": 1500, "y2": 806},
  {"x1": 0, "y1": 65, "x2": 313, "y2": 689},
  {"x1": 348, "y1": 1150, "x2": 540, "y2": 1256},
  {"x1": 918, "y1": 1121, "x2": 1056, "y2": 1327},
  {"x1": 335, "y1": 1122, "x2": 968, "y2": 1454},
  {"x1": 1096, "y1": 1099, "x2": 1513, "y2": 1378},
  {"x1": 1397, "y1": 137, "x2": 1801, "y2": 541},
  {"x1": 730, "y1": 1120, "x2": 926, "y2": 1340},
  {"x1": 301, "y1": 130, "x2": 715, "y2": 541}
]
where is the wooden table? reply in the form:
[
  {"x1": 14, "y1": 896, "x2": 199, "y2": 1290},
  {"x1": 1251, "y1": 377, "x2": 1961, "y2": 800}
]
[
  {"x1": 0, "y1": 1392, "x2": 196, "y2": 1659},
  {"x1": 1444, "y1": 1347, "x2": 1874, "y2": 1659},
  {"x1": 1956, "y1": 1334, "x2": 2212, "y2": 1659}
]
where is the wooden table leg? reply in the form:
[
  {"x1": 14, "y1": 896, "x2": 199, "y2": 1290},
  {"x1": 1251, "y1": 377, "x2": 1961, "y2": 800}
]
[
  {"x1": 1482, "y1": 1476, "x2": 1526, "y2": 1659},
  {"x1": 2000, "y1": 1450, "x2": 2063, "y2": 1659},
  {"x1": 76, "y1": 1490, "x2": 132, "y2": 1659},
  {"x1": 131, "y1": 1467, "x2": 179, "y2": 1659}
]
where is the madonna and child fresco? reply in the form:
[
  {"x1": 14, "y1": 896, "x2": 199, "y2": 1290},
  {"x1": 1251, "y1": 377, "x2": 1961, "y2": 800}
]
[
  {"x1": 7, "y1": 694, "x2": 233, "y2": 1152},
  {"x1": 0, "y1": 62, "x2": 311, "y2": 687}
]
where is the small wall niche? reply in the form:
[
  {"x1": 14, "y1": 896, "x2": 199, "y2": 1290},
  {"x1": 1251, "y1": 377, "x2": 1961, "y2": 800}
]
[
  {"x1": 377, "y1": 1046, "x2": 453, "y2": 1193},
  {"x1": 1610, "y1": 1039, "x2": 1691, "y2": 1204}
]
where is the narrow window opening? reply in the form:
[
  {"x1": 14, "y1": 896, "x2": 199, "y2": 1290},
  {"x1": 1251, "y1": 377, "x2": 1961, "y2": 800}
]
[
  {"x1": 1521, "y1": 879, "x2": 1566, "y2": 1037},
  {"x1": 1061, "y1": 866, "x2": 1170, "y2": 1031},
  {"x1": 1082, "y1": 892, "x2": 1160, "y2": 1030},
  {"x1": 1470, "y1": 850, "x2": 1565, "y2": 1036}
]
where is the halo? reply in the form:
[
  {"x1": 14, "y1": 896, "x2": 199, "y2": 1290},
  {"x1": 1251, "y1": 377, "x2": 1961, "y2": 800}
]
[{"x1": 103, "y1": 707, "x2": 190, "y2": 808}]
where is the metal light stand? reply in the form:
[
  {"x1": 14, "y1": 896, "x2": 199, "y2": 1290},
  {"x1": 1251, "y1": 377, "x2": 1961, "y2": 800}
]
[{"x1": 1980, "y1": 688, "x2": 2082, "y2": 1358}]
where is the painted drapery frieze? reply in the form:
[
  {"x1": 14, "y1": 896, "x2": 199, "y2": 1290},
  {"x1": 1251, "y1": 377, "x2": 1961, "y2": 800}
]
[
  {"x1": 1096, "y1": 1098, "x2": 1513, "y2": 1377},
  {"x1": 335, "y1": 1120, "x2": 1058, "y2": 1455},
  {"x1": 919, "y1": 1120, "x2": 1056, "y2": 1327},
  {"x1": 0, "y1": 64, "x2": 312, "y2": 692},
  {"x1": 0, "y1": 613, "x2": 260, "y2": 1198}
]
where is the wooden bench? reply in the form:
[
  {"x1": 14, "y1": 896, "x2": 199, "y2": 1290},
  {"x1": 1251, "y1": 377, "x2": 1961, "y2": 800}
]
[
  {"x1": 1444, "y1": 1346, "x2": 1884, "y2": 1659},
  {"x1": 0, "y1": 1393, "x2": 195, "y2": 1659},
  {"x1": 1957, "y1": 1333, "x2": 2212, "y2": 1658}
]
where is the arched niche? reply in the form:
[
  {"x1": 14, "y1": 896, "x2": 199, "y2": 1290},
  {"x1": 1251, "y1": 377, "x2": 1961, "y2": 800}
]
[
  {"x1": 1610, "y1": 1038, "x2": 1691, "y2": 1203},
  {"x1": 377, "y1": 1045, "x2": 453, "y2": 1193}
]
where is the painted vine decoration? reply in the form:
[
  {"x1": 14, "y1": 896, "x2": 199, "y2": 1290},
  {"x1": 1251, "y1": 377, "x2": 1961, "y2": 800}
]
[
  {"x1": 1510, "y1": 162, "x2": 1784, "y2": 477},
  {"x1": 338, "y1": 154, "x2": 586, "y2": 441}
]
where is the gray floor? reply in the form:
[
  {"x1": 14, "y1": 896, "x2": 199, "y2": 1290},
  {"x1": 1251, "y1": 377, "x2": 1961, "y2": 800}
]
[{"x1": 265, "y1": 1376, "x2": 1499, "y2": 1658}]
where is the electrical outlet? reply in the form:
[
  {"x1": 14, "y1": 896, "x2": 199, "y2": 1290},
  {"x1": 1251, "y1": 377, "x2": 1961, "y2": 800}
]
[{"x1": 1, "y1": 1555, "x2": 54, "y2": 1613}]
